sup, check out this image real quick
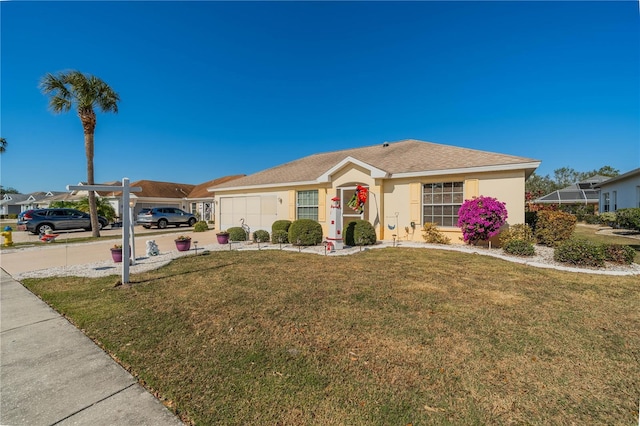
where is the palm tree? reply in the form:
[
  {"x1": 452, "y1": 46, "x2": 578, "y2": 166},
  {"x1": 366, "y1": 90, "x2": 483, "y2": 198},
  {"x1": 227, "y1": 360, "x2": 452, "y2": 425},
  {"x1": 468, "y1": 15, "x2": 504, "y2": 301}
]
[
  {"x1": 0, "y1": 137, "x2": 7, "y2": 153},
  {"x1": 40, "y1": 71, "x2": 120, "y2": 237}
]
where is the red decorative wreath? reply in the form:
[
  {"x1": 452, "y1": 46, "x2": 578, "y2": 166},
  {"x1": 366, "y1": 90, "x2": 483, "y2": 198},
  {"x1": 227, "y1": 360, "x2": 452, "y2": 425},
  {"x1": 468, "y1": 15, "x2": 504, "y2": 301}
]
[{"x1": 348, "y1": 185, "x2": 368, "y2": 213}]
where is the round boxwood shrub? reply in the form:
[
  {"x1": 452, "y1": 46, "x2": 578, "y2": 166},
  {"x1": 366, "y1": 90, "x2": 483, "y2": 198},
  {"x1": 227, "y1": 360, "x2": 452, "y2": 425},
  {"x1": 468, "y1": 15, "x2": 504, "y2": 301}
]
[
  {"x1": 344, "y1": 219, "x2": 377, "y2": 246},
  {"x1": 272, "y1": 229, "x2": 289, "y2": 244},
  {"x1": 554, "y1": 238, "x2": 605, "y2": 267},
  {"x1": 227, "y1": 226, "x2": 248, "y2": 241},
  {"x1": 193, "y1": 221, "x2": 209, "y2": 232},
  {"x1": 272, "y1": 220, "x2": 292, "y2": 234},
  {"x1": 253, "y1": 229, "x2": 270, "y2": 243},
  {"x1": 503, "y1": 239, "x2": 535, "y2": 257},
  {"x1": 288, "y1": 219, "x2": 323, "y2": 246}
]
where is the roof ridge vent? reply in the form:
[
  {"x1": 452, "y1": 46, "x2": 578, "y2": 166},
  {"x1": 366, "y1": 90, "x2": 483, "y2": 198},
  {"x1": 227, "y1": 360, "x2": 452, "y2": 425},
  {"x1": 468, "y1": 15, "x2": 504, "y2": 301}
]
[{"x1": 382, "y1": 142, "x2": 389, "y2": 147}]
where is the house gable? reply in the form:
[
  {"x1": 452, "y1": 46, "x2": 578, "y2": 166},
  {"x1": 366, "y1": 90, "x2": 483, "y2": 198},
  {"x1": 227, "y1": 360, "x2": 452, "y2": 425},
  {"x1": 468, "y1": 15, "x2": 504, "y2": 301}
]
[{"x1": 318, "y1": 156, "x2": 388, "y2": 183}]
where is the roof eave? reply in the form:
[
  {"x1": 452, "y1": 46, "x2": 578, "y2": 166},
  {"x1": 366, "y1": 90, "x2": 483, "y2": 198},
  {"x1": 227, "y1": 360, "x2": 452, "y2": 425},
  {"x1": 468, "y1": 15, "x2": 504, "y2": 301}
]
[
  {"x1": 212, "y1": 180, "x2": 320, "y2": 193},
  {"x1": 392, "y1": 161, "x2": 541, "y2": 179}
]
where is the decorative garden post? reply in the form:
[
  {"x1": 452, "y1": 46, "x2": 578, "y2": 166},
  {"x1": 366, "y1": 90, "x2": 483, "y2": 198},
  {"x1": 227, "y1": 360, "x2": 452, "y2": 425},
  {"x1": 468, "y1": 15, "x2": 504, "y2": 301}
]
[{"x1": 327, "y1": 196, "x2": 344, "y2": 250}]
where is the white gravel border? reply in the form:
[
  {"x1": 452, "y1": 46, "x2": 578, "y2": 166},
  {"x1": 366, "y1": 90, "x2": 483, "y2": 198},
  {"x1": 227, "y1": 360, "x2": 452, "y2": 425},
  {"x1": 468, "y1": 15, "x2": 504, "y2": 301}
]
[{"x1": 13, "y1": 240, "x2": 640, "y2": 280}]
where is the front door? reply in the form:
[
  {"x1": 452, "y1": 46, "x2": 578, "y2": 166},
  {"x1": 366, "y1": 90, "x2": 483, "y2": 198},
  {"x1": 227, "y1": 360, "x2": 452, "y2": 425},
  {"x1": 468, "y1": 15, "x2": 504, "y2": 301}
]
[{"x1": 340, "y1": 186, "x2": 368, "y2": 227}]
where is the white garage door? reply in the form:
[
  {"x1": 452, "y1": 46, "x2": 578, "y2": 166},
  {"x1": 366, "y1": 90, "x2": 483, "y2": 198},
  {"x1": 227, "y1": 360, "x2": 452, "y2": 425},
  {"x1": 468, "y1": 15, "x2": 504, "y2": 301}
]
[{"x1": 219, "y1": 196, "x2": 278, "y2": 233}]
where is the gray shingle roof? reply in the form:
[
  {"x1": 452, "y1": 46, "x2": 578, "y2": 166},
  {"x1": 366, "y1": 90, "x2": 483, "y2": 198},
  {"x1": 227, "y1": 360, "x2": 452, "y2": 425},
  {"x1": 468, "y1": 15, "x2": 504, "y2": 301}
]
[{"x1": 212, "y1": 139, "x2": 539, "y2": 190}]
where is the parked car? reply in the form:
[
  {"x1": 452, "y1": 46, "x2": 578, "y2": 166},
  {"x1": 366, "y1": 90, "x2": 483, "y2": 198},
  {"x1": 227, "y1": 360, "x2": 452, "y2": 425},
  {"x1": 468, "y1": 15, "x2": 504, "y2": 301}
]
[
  {"x1": 16, "y1": 209, "x2": 35, "y2": 231},
  {"x1": 21, "y1": 208, "x2": 109, "y2": 235},
  {"x1": 137, "y1": 207, "x2": 197, "y2": 229}
]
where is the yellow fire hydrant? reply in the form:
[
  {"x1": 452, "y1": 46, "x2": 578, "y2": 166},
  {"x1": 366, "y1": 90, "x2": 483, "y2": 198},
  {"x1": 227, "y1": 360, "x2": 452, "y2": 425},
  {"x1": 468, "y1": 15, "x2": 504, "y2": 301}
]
[{"x1": 1, "y1": 226, "x2": 14, "y2": 247}]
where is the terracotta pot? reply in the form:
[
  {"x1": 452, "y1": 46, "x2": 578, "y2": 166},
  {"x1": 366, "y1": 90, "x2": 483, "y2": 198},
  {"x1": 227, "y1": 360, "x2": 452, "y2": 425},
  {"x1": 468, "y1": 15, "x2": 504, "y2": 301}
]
[{"x1": 175, "y1": 239, "x2": 192, "y2": 251}]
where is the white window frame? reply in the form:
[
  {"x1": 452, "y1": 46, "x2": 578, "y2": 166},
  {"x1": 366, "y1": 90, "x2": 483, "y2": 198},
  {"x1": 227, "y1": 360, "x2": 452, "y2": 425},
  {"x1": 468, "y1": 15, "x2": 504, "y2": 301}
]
[
  {"x1": 603, "y1": 192, "x2": 610, "y2": 212},
  {"x1": 296, "y1": 190, "x2": 318, "y2": 221},
  {"x1": 422, "y1": 182, "x2": 464, "y2": 227}
]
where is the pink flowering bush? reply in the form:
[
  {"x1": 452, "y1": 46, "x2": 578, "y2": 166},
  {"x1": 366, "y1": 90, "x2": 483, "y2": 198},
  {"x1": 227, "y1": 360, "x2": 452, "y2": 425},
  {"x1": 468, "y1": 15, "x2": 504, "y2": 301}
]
[{"x1": 457, "y1": 196, "x2": 508, "y2": 245}]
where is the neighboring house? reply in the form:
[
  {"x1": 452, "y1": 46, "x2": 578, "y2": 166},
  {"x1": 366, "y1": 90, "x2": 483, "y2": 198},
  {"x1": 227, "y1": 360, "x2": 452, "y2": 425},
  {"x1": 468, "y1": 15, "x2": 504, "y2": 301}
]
[
  {"x1": 209, "y1": 139, "x2": 540, "y2": 243},
  {"x1": 595, "y1": 168, "x2": 640, "y2": 213},
  {"x1": 186, "y1": 175, "x2": 245, "y2": 222},
  {"x1": 1, "y1": 193, "x2": 30, "y2": 216},
  {"x1": 15, "y1": 191, "x2": 67, "y2": 211},
  {"x1": 104, "y1": 180, "x2": 196, "y2": 219},
  {"x1": 532, "y1": 175, "x2": 610, "y2": 213}
]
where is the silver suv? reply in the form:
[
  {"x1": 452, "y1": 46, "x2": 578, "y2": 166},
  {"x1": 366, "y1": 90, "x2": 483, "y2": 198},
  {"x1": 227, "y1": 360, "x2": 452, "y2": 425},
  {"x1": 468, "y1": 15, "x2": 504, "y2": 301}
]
[{"x1": 137, "y1": 207, "x2": 197, "y2": 229}]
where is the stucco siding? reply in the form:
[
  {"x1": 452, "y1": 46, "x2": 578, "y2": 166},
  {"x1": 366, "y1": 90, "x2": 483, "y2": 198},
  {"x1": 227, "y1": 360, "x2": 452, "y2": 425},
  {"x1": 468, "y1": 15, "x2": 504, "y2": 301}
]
[{"x1": 213, "y1": 167, "x2": 529, "y2": 245}]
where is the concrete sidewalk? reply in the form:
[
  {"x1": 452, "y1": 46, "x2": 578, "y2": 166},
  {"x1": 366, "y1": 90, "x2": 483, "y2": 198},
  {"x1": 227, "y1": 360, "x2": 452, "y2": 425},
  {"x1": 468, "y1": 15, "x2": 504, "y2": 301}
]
[{"x1": 0, "y1": 269, "x2": 183, "y2": 425}]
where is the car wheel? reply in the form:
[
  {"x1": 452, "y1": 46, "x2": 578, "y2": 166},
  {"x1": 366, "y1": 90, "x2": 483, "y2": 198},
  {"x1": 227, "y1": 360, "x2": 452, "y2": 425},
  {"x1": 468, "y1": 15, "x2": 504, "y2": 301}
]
[
  {"x1": 158, "y1": 219, "x2": 168, "y2": 229},
  {"x1": 188, "y1": 218, "x2": 197, "y2": 227},
  {"x1": 36, "y1": 223, "x2": 53, "y2": 235},
  {"x1": 143, "y1": 225, "x2": 151, "y2": 229}
]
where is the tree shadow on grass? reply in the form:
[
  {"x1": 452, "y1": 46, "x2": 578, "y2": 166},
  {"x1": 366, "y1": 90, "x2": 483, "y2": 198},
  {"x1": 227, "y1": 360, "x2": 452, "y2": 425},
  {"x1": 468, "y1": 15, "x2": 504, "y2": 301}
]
[{"x1": 127, "y1": 260, "x2": 238, "y2": 285}]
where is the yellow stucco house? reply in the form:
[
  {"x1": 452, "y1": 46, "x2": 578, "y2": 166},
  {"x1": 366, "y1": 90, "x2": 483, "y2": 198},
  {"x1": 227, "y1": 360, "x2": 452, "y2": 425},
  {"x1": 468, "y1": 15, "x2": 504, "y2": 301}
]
[{"x1": 209, "y1": 139, "x2": 540, "y2": 244}]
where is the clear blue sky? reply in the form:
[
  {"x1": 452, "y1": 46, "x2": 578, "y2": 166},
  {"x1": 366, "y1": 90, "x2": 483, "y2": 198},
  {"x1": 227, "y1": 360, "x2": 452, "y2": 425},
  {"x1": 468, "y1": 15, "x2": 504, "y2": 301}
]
[{"x1": 2, "y1": 1, "x2": 638, "y2": 194}]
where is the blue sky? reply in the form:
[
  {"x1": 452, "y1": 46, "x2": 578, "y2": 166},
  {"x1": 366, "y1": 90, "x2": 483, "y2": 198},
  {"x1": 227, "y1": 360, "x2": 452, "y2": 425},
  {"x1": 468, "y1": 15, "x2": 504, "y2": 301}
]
[{"x1": 2, "y1": 1, "x2": 638, "y2": 194}]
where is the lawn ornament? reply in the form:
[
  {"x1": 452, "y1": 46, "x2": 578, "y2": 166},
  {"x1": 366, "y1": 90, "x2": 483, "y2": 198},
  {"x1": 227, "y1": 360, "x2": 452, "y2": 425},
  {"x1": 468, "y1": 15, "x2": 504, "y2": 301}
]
[
  {"x1": 146, "y1": 240, "x2": 160, "y2": 256},
  {"x1": 39, "y1": 229, "x2": 59, "y2": 243},
  {"x1": 327, "y1": 196, "x2": 344, "y2": 250}
]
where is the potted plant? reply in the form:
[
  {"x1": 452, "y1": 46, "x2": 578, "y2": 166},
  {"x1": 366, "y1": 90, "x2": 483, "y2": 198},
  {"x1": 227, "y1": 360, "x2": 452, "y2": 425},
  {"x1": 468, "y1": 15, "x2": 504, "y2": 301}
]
[
  {"x1": 216, "y1": 230, "x2": 230, "y2": 244},
  {"x1": 110, "y1": 244, "x2": 123, "y2": 263},
  {"x1": 175, "y1": 235, "x2": 192, "y2": 251}
]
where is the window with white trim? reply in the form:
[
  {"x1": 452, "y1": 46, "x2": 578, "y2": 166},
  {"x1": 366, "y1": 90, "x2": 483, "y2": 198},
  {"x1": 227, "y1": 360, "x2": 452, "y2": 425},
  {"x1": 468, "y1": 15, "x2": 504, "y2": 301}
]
[
  {"x1": 297, "y1": 190, "x2": 318, "y2": 220},
  {"x1": 423, "y1": 182, "x2": 464, "y2": 227},
  {"x1": 603, "y1": 192, "x2": 610, "y2": 212}
]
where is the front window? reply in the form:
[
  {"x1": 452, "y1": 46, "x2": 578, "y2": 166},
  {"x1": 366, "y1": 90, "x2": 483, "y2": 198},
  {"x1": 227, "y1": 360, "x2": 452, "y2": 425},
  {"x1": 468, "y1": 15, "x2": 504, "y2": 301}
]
[
  {"x1": 297, "y1": 190, "x2": 318, "y2": 220},
  {"x1": 603, "y1": 192, "x2": 610, "y2": 212},
  {"x1": 423, "y1": 182, "x2": 464, "y2": 227}
]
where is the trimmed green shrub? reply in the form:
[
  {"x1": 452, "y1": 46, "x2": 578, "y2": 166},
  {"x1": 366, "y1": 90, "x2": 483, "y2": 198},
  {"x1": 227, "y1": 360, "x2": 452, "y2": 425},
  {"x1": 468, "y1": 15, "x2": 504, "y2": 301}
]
[
  {"x1": 602, "y1": 244, "x2": 636, "y2": 265},
  {"x1": 598, "y1": 212, "x2": 617, "y2": 227},
  {"x1": 288, "y1": 219, "x2": 323, "y2": 246},
  {"x1": 535, "y1": 210, "x2": 577, "y2": 246},
  {"x1": 193, "y1": 221, "x2": 209, "y2": 232},
  {"x1": 503, "y1": 239, "x2": 535, "y2": 257},
  {"x1": 499, "y1": 223, "x2": 534, "y2": 245},
  {"x1": 559, "y1": 204, "x2": 593, "y2": 222},
  {"x1": 272, "y1": 220, "x2": 292, "y2": 234},
  {"x1": 253, "y1": 229, "x2": 270, "y2": 243},
  {"x1": 615, "y1": 208, "x2": 640, "y2": 231},
  {"x1": 228, "y1": 226, "x2": 248, "y2": 241},
  {"x1": 272, "y1": 229, "x2": 289, "y2": 244},
  {"x1": 421, "y1": 222, "x2": 451, "y2": 244},
  {"x1": 554, "y1": 239, "x2": 605, "y2": 267},
  {"x1": 583, "y1": 214, "x2": 600, "y2": 225},
  {"x1": 344, "y1": 220, "x2": 377, "y2": 246}
]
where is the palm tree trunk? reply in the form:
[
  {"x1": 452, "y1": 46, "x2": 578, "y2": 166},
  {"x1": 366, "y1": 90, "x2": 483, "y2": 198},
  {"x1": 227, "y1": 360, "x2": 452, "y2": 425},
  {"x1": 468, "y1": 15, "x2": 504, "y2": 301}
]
[{"x1": 82, "y1": 113, "x2": 101, "y2": 237}]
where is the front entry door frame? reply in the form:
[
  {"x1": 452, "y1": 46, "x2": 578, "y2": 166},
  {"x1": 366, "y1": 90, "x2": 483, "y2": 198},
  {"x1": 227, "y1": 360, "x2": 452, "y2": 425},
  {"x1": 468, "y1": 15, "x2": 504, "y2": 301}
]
[{"x1": 339, "y1": 186, "x2": 368, "y2": 231}]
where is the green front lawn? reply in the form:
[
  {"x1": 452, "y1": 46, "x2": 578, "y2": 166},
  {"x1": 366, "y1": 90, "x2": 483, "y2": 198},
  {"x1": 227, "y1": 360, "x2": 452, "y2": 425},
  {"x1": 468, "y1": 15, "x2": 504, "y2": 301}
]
[{"x1": 23, "y1": 247, "x2": 640, "y2": 425}]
